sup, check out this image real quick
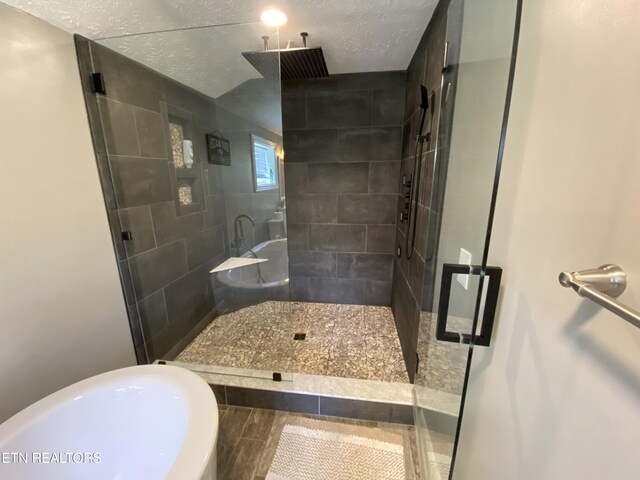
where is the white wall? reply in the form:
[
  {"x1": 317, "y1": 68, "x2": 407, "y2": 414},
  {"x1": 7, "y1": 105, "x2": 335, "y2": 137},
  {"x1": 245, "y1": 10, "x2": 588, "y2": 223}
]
[
  {"x1": 0, "y1": 3, "x2": 135, "y2": 422},
  {"x1": 455, "y1": 0, "x2": 640, "y2": 478}
]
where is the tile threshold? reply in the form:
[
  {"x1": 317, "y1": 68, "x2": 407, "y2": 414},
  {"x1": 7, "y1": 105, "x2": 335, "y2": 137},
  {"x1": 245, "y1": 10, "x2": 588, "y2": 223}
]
[{"x1": 159, "y1": 360, "x2": 460, "y2": 417}]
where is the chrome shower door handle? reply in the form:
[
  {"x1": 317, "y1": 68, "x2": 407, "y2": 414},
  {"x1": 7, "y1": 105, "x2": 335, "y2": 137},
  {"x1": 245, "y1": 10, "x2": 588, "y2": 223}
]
[{"x1": 436, "y1": 264, "x2": 502, "y2": 347}]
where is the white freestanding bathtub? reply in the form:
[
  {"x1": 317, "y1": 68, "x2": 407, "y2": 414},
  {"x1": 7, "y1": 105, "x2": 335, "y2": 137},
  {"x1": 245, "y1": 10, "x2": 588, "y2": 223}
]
[
  {"x1": 214, "y1": 238, "x2": 289, "y2": 308},
  {"x1": 0, "y1": 365, "x2": 218, "y2": 480},
  {"x1": 217, "y1": 238, "x2": 289, "y2": 290}
]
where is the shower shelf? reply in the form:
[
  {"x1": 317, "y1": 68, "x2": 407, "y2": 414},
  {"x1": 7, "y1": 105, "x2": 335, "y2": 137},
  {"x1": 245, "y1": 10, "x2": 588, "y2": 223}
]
[{"x1": 210, "y1": 257, "x2": 268, "y2": 273}]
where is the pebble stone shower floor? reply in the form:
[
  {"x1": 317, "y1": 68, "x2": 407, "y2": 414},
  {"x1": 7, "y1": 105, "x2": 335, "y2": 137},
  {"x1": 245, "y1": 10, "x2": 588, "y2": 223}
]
[{"x1": 176, "y1": 301, "x2": 409, "y2": 383}]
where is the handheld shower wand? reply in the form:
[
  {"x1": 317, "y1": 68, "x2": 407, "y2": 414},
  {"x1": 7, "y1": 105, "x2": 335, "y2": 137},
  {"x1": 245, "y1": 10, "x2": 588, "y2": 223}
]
[
  {"x1": 405, "y1": 85, "x2": 429, "y2": 260},
  {"x1": 417, "y1": 85, "x2": 429, "y2": 136}
]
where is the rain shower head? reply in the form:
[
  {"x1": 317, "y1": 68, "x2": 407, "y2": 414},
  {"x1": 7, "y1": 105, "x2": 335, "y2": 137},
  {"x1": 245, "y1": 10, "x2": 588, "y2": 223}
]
[{"x1": 242, "y1": 32, "x2": 329, "y2": 81}]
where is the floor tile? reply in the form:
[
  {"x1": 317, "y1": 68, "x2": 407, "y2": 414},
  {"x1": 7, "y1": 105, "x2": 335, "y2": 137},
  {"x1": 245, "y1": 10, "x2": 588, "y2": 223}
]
[
  {"x1": 233, "y1": 408, "x2": 425, "y2": 480},
  {"x1": 224, "y1": 437, "x2": 265, "y2": 480},
  {"x1": 176, "y1": 301, "x2": 409, "y2": 384},
  {"x1": 217, "y1": 407, "x2": 252, "y2": 477},
  {"x1": 241, "y1": 409, "x2": 276, "y2": 441}
]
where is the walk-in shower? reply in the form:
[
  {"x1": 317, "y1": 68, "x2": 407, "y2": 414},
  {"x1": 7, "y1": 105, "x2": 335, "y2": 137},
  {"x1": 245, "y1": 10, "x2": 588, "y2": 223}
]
[
  {"x1": 75, "y1": 0, "x2": 521, "y2": 476},
  {"x1": 77, "y1": 18, "x2": 414, "y2": 384},
  {"x1": 76, "y1": 20, "x2": 293, "y2": 373}
]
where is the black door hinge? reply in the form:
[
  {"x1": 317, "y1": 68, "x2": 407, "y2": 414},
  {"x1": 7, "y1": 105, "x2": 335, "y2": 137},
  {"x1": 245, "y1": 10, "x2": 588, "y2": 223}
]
[{"x1": 91, "y1": 73, "x2": 106, "y2": 94}]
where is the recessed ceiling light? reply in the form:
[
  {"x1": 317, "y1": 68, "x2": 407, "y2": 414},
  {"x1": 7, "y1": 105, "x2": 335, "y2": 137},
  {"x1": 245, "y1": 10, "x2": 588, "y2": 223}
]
[{"x1": 260, "y1": 8, "x2": 287, "y2": 27}]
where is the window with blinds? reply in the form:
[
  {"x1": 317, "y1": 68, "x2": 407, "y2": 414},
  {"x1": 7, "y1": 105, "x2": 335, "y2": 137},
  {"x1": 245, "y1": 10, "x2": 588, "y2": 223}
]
[{"x1": 251, "y1": 135, "x2": 279, "y2": 191}]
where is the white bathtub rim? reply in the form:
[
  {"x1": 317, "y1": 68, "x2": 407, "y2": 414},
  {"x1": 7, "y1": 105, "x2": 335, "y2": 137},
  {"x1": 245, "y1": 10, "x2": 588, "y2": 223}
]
[
  {"x1": 216, "y1": 238, "x2": 289, "y2": 290},
  {"x1": 218, "y1": 276, "x2": 289, "y2": 290},
  {"x1": 0, "y1": 365, "x2": 218, "y2": 480}
]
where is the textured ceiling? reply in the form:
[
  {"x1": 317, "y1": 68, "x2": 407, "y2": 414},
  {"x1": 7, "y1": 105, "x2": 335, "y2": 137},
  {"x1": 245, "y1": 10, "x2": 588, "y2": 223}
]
[
  {"x1": 5, "y1": 0, "x2": 437, "y2": 98},
  {"x1": 100, "y1": 22, "x2": 281, "y2": 99}
]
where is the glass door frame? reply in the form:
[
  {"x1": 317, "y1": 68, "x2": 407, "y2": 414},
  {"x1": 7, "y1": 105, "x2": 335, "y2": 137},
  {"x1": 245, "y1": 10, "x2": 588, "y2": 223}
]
[
  {"x1": 82, "y1": 21, "x2": 295, "y2": 381},
  {"x1": 412, "y1": 0, "x2": 524, "y2": 478}
]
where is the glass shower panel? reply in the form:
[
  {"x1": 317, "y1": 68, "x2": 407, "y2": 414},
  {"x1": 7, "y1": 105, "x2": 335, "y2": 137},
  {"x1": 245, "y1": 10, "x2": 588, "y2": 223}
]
[
  {"x1": 413, "y1": 0, "x2": 520, "y2": 478},
  {"x1": 92, "y1": 22, "x2": 293, "y2": 380}
]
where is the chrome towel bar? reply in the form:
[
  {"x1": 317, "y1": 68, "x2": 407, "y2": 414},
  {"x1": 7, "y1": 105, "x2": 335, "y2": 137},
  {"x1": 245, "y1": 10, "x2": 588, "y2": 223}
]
[{"x1": 559, "y1": 264, "x2": 640, "y2": 329}]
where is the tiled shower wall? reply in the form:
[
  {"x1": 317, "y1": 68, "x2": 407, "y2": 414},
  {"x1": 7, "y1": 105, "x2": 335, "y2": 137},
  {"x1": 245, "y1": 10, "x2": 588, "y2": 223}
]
[
  {"x1": 76, "y1": 37, "x2": 229, "y2": 362},
  {"x1": 76, "y1": 37, "x2": 282, "y2": 363},
  {"x1": 392, "y1": 4, "x2": 450, "y2": 380},
  {"x1": 216, "y1": 79, "x2": 282, "y2": 248},
  {"x1": 282, "y1": 72, "x2": 405, "y2": 306}
]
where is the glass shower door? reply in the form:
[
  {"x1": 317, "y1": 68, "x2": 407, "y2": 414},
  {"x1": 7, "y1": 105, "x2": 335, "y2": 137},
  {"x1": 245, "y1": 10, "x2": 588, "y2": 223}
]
[
  {"x1": 413, "y1": 0, "x2": 521, "y2": 478},
  {"x1": 84, "y1": 22, "x2": 294, "y2": 380}
]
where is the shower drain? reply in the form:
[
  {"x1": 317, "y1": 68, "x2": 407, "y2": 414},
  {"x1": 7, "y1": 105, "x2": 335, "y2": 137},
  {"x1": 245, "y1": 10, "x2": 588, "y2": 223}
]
[{"x1": 293, "y1": 333, "x2": 306, "y2": 340}]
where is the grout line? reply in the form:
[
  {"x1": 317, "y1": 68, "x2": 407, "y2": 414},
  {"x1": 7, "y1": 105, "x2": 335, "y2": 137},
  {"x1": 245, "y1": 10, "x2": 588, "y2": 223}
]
[
  {"x1": 130, "y1": 106, "x2": 142, "y2": 157},
  {"x1": 93, "y1": 95, "x2": 163, "y2": 115},
  {"x1": 148, "y1": 204, "x2": 158, "y2": 249},
  {"x1": 107, "y1": 153, "x2": 170, "y2": 161},
  {"x1": 160, "y1": 289, "x2": 169, "y2": 326},
  {"x1": 238, "y1": 408, "x2": 253, "y2": 439}
]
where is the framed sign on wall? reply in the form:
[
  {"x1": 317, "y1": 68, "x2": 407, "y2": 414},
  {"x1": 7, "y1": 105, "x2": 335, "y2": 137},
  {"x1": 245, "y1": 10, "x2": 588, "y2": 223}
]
[{"x1": 206, "y1": 132, "x2": 231, "y2": 166}]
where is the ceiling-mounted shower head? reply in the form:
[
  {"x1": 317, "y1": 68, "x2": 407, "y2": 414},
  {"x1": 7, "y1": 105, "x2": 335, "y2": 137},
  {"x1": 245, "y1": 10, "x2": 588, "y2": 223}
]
[{"x1": 242, "y1": 31, "x2": 329, "y2": 80}]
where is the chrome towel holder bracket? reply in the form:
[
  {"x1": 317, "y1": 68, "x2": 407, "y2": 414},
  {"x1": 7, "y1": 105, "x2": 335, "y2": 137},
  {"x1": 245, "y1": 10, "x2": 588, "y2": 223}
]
[{"x1": 559, "y1": 264, "x2": 640, "y2": 329}]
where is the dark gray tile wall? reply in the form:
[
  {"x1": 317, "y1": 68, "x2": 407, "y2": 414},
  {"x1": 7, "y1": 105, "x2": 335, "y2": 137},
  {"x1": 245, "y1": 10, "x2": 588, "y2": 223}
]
[
  {"x1": 318, "y1": 397, "x2": 413, "y2": 425},
  {"x1": 127, "y1": 241, "x2": 189, "y2": 298},
  {"x1": 309, "y1": 224, "x2": 365, "y2": 252},
  {"x1": 215, "y1": 384, "x2": 416, "y2": 425},
  {"x1": 282, "y1": 72, "x2": 406, "y2": 305},
  {"x1": 212, "y1": 103, "x2": 282, "y2": 248},
  {"x1": 391, "y1": 4, "x2": 451, "y2": 381},
  {"x1": 76, "y1": 36, "x2": 240, "y2": 362},
  {"x1": 226, "y1": 387, "x2": 319, "y2": 414},
  {"x1": 108, "y1": 155, "x2": 174, "y2": 208},
  {"x1": 137, "y1": 290, "x2": 169, "y2": 338}
]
